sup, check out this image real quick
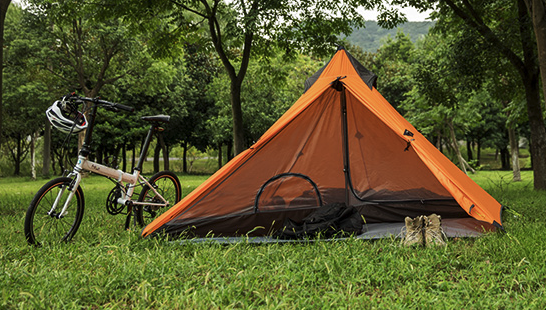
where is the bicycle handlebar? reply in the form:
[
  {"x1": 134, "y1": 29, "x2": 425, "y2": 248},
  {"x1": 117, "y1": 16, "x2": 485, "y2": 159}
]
[
  {"x1": 64, "y1": 94, "x2": 135, "y2": 113},
  {"x1": 97, "y1": 99, "x2": 135, "y2": 112}
]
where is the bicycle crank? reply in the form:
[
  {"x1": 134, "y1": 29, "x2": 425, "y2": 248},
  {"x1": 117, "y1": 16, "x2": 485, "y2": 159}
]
[{"x1": 106, "y1": 185, "x2": 125, "y2": 215}]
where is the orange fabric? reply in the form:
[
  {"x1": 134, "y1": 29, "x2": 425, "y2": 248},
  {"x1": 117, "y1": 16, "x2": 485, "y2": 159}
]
[
  {"x1": 141, "y1": 49, "x2": 502, "y2": 238},
  {"x1": 345, "y1": 84, "x2": 502, "y2": 225}
]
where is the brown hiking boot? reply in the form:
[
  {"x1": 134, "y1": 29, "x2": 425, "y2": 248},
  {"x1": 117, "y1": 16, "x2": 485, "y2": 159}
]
[
  {"x1": 424, "y1": 214, "x2": 446, "y2": 246},
  {"x1": 402, "y1": 216, "x2": 424, "y2": 246}
]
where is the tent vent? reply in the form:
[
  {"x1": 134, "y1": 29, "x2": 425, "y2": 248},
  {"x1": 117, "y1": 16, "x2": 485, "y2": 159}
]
[{"x1": 331, "y1": 76, "x2": 347, "y2": 91}]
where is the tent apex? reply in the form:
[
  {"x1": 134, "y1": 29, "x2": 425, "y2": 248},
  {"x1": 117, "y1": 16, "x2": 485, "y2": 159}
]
[{"x1": 304, "y1": 46, "x2": 378, "y2": 92}]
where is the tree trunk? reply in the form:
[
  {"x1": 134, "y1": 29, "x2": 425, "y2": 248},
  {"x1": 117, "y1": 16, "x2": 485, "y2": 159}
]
[
  {"x1": 500, "y1": 147, "x2": 510, "y2": 170},
  {"x1": 508, "y1": 127, "x2": 522, "y2": 181},
  {"x1": 96, "y1": 148, "x2": 103, "y2": 165},
  {"x1": 131, "y1": 145, "x2": 136, "y2": 171},
  {"x1": 51, "y1": 152, "x2": 57, "y2": 176},
  {"x1": 447, "y1": 120, "x2": 467, "y2": 174},
  {"x1": 519, "y1": 0, "x2": 546, "y2": 189},
  {"x1": 205, "y1": 7, "x2": 252, "y2": 157},
  {"x1": 182, "y1": 142, "x2": 188, "y2": 174},
  {"x1": 0, "y1": 0, "x2": 10, "y2": 146},
  {"x1": 525, "y1": 0, "x2": 546, "y2": 111},
  {"x1": 53, "y1": 149, "x2": 64, "y2": 174},
  {"x1": 158, "y1": 133, "x2": 169, "y2": 171},
  {"x1": 42, "y1": 120, "x2": 51, "y2": 176},
  {"x1": 30, "y1": 132, "x2": 37, "y2": 180},
  {"x1": 164, "y1": 145, "x2": 170, "y2": 171},
  {"x1": 227, "y1": 142, "x2": 233, "y2": 161},
  {"x1": 522, "y1": 78, "x2": 546, "y2": 188},
  {"x1": 466, "y1": 139, "x2": 473, "y2": 161},
  {"x1": 477, "y1": 139, "x2": 482, "y2": 166},
  {"x1": 153, "y1": 142, "x2": 160, "y2": 174},
  {"x1": 14, "y1": 135, "x2": 21, "y2": 175},
  {"x1": 230, "y1": 79, "x2": 245, "y2": 155},
  {"x1": 122, "y1": 144, "x2": 127, "y2": 172},
  {"x1": 435, "y1": 128, "x2": 443, "y2": 152},
  {"x1": 52, "y1": 149, "x2": 62, "y2": 175},
  {"x1": 217, "y1": 142, "x2": 223, "y2": 170}
]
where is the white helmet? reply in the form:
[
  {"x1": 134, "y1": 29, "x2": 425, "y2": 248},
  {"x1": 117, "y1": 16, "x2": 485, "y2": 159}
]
[{"x1": 46, "y1": 100, "x2": 88, "y2": 134}]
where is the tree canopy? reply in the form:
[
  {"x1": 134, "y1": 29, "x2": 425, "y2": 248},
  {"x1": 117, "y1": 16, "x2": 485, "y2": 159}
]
[
  {"x1": 2, "y1": 0, "x2": 546, "y2": 191},
  {"x1": 392, "y1": 0, "x2": 546, "y2": 189},
  {"x1": 101, "y1": 0, "x2": 402, "y2": 155}
]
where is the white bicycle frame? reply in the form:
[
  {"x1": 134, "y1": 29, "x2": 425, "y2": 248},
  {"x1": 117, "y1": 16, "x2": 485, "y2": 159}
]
[{"x1": 48, "y1": 154, "x2": 169, "y2": 218}]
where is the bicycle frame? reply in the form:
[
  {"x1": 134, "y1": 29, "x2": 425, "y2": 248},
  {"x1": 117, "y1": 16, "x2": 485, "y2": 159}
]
[{"x1": 47, "y1": 97, "x2": 170, "y2": 219}]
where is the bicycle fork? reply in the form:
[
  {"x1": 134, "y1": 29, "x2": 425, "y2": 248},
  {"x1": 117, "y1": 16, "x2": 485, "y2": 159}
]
[{"x1": 47, "y1": 172, "x2": 82, "y2": 219}]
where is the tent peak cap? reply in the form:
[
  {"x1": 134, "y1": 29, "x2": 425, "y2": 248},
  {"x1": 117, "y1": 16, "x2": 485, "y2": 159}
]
[{"x1": 304, "y1": 47, "x2": 378, "y2": 93}]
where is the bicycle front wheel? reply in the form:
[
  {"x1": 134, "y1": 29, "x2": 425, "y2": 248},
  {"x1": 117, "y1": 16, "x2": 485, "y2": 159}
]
[
  {"x1": 24, "y1": 177, "x2": 85, "y2": 246},
  {"x1": 136, "y1": 171, "x2": 181, "y2": 227}
]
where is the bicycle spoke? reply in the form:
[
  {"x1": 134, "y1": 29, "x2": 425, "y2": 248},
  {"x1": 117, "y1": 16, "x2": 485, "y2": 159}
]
[
  {"x1": 135, "y1": 171, "x2": 181, "y2": 227},
  {"x1": 25, "y1": 177, "x2": 85, "y2": 246}
]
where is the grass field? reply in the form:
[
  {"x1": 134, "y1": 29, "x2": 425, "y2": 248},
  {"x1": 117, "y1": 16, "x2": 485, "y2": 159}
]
[{"x1": 1, "y1": 171, "x2": 545, "y2": 309}]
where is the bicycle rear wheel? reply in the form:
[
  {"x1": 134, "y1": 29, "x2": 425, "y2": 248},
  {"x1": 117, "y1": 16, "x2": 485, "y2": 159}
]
[
  {"x1": 136, "y1": 171, "x2": 181, "y2": 227},
  {"x1": 24, "y1": 177, "x2": 85, "y2": 246}
]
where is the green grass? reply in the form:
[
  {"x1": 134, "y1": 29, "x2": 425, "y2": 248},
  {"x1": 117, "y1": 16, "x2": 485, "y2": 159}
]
[{"x1": 1, "y1": 171, "x2": 546, "y2": 309}]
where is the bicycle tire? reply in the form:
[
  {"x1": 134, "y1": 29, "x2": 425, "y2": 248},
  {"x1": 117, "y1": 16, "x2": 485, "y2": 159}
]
[
  {"x1": 135, "y1": 171, "x2": 181, "y2": 227},
  {"x1": 24, "y1": 177, "x2": 85, "y2": 246}
]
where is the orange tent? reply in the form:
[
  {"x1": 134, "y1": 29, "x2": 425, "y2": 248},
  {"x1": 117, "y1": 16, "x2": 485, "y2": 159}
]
[{"x1": 142, "y1": 47, "x2": 503, "y2": 240}]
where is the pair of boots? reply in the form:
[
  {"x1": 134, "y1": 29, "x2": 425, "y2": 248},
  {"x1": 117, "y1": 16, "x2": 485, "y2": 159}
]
[{"x1": 402, "y1": 214, "x2": 446, "y2": 247}]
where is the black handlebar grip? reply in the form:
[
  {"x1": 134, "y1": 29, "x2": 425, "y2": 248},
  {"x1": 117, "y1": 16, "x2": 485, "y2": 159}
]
[{"x1": 113, "y1": 103, "x2": 135, "y2": 113}]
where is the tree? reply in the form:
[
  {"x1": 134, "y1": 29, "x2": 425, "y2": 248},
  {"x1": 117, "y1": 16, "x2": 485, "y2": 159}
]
[
  {"x1": 2, "y1": 3, "x2": 52, "y2": 176},
  {"x1": 0, "y1": 0, "x2": 11, "y2": 146},
  {"x1": 25, "y1": 0, "x2": 152, "y2": 153},
  {"x1": 163, "y1": 44, "x2": 220, "y2": 173},
  {"x1": 464, "y1": 90, "x2": 510, "y2": 170},
  {"x1": 394, "y1": 0, "x2": 546, "y2": 189},
  {"x1": 483, "y1": 63, "x2": 529, "y2": 180},
  {"x1": 370, "y1": 30, "x2": 416, "y2": 112},
  {"x1": 207, "y1": 51, "x2": 322, "y2": 167},
  {"x1": 25, "y1": 0, "x2": 137, "y2": 98},
  {"x1": 523, "y1": 0, "x2": 546, "y2": 112},
  {"x1": 402, "y1": 32, "x2": 486, "y2": 174},
  {"x1": 106, "y1": 56, "x2": 182, "y2": 173},
  {"x1": 2, "y1": 61, "x2": 49, "y2": 175},
  {"x1": 104, "y1": 0, "x2": 393, "y2": 156}
]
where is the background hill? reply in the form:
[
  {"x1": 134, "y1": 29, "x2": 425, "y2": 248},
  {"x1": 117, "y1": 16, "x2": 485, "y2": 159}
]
[{"x1": 346, "y1": 21, "x2": 434, "y2": 52}]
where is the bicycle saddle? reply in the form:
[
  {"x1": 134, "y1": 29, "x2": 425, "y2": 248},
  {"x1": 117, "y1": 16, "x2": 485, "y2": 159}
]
[{"x1": 141, "y1": 115, "x2": 170, "y2": 123}]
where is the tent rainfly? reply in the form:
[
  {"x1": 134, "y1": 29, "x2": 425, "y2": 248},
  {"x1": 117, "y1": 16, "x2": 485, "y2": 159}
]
[{"x1": 142, "y1": 47, "x2": 504, "y2": 241}]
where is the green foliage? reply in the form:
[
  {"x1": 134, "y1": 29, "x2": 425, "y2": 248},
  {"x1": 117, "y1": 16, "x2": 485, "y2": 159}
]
[
  {"x1": 1, "y1": 172, "x2": 546, "y2": 308},
  {"x1": 99, "y1": 0, "x2": 405, "y2": 155},
  {"x1": 0, "y1": 0, "x2": 535, "y2": 182},
  {"x1": 1, "y1": 1, "x2": 176, "y2": 174},
  {"x1": 1, "y1": 4, "x2": 52, "y2": 175},
  {"x1": 402, "y1": 32, "x2": 502, "y2": 142},
  {"x1": 464, "y1": 90, "x2": 508, "y2": 151},
  {"x1": 372, "y1": 31, "x2": 416, "y2": 111},
  {"x1": 163, "y1": 44, "x2": 221, "y2": 153},
  {"x1": 346, "y1": 21, "x2": 434, "y2": 52},
  {"x1": 24, "y1": 0, "x2": 145, "y2": 97},
  {"x1": 207, "y1": 52, "x2": 322, "y2": 146}
]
